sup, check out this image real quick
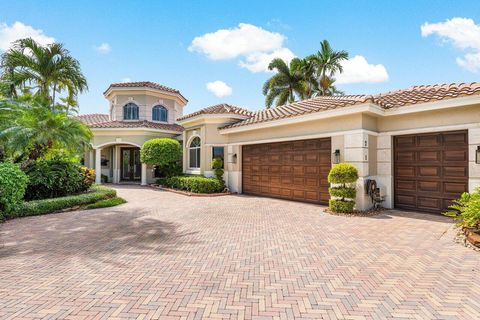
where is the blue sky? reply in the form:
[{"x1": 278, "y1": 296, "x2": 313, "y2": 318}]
[{"x1": 1, "y1": 0, "x2": 480, "y2": 115}]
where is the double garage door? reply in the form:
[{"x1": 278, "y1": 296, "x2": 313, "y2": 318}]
[
  {"x1": 394, "y1": 130, "x2": 468, "y2": 213},
  {"x1": 242, "y1": 138, "x2": 331, "y2": 204}
]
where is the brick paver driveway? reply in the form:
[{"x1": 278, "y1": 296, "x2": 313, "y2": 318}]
[{"x1": 1, "y1": 186, "x2": 479, "y2": 320}]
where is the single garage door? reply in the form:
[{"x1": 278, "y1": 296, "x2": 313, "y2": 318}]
[
  {"x1": 242, "y1": 138, "x2": 331, "y2": 204},
  {"x1": 394, "y1": 130, "x2": 468, "y2": 213}
]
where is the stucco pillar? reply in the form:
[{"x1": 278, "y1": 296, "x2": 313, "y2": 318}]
[
  {"x1": 89, "y1": 150, "x2": 94, "y2": 169},
  {"x1": 469, "y1": 127, "x2": 480, "y2": 191},
  {"x1": 141, "y1": 163, "x2": 147, "y2": 186},
  {"x1": 95, "y1": 148, "x2": 102, "y2": 184}
]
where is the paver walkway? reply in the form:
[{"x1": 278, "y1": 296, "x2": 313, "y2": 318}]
[{"x1": 1, "y1": 185, "x2": 479, "y2": 319}]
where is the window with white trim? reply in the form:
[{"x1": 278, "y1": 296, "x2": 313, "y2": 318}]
[
  {"x1": 152, "y1": 105, "x2": 168, "y2": 122},
  {"x1": 123, "y1": 103, "x2": 139, "y2": 120},
  {"x1": 189, "y1": 137, "x2": 201, "y2": 169}
]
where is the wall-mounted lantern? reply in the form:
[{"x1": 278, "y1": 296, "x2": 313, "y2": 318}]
[
  {"x1": 476, "y1": 146, "x2": 480, "y2": 164},
  {"x1": 333, "y1": 149, "x2": 341, "y2": 164},
  {"x1": 228, "y1": 153, "x2": 237, "y2": 164}
]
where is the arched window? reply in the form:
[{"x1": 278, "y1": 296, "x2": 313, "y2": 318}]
[
  {"x1": 123, "y1": 103, "x2": 139, "y2": 120},
  {"x1": 152, "y1": 105, "x2": 168, "y2": 122},
  {"x1": 189, "y1": 137, "x2": 201, "y2": 169}
]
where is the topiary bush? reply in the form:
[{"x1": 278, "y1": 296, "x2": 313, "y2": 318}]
[
  {"x1": 141, "y1": 138, "x2": 182, "y2": 177},
  {"x1": 328, "y1": 163, "x2": 359, "y2": 213},
  {"x1": 212, "y1": 157, "x2": 225, "y2": 188},
  {"x1": 163, "y1": 175, "x2": 223, "y2": 193},
  {"x1": 0, "y1": 162, "x2": 29, "y2": 218},
  {"x1": 23, "y1": 158, "x2": 93, "y2": 200}
]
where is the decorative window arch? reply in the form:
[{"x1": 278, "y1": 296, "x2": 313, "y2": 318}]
[
  {"x1": 152, "y1": 105, "x2": 168, "y2": 122},
  {"x1": 123, "y1": 103, "x2": 139, "y2": 120},
  {"x1": 189, "y1": 136, "x2": 201, "y2": 169}
]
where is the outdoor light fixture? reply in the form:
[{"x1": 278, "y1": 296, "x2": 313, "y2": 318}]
[
  {"x1": 476, "y1": 146, "x2": 480, "y2": 164},
  {"x1": 228, "y1": 153, "x2": 237, "y2": 164},
  {"x1": 333, "y1": 149, "x2": 341, "y2": 164}
]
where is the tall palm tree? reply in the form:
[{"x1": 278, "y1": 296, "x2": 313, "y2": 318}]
[
  {"x1": 0, "y1": 99, "x2": 92, "y2": 163},
  {"x1": 0, "y1": 38, "x2": 88, "y2": 110},
  {"x1": 297, "y1": 58, "x2": 318, "y2": 99},
  {"x1": 262, "y1": 58, "x2": 308, "y2": 108},
  {"x1": 309, "y1": 40, "x2": 348, "y2": 96}
]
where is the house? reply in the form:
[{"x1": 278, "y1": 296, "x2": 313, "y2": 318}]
[{"x1": 80, "y1": 81, "x2": 480, "y2": 214}]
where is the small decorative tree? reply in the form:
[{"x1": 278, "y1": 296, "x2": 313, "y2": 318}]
[
  {"x1": 140, "y1": 138, "x2": 182, "y2": 177},
  {"x1": 212, "y1": 157, "x2": 225, "y2": 188},
  {"x1": 328, "y1": 163, "x2": 359, "y2": 213}
]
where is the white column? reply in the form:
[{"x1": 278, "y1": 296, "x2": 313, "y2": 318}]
[
  {"x1": 89, "y1": 150, "x2": 94, "y2": 169},
  {"x1": 95, "y1": 148, "x2": 102, "y2": 184},
  {"x1": 141, "y1": 163, "x2": 147, "y2": 186}
]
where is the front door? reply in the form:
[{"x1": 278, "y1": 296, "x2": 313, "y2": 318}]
[{"x1": 121, "y1": 148, "x2": 141, "y2": 181}]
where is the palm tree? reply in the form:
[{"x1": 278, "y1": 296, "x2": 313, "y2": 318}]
[
  {"x1": 262, "y1": 58, "x2": 308, "y2": 108},
  {"x1": 309, "y1": 40, "x2": 348, "y2": 96},
  {"x1": 296, "y1": 58, "x2": 318, "y2": 99},
  {"x1": 0, "y1": 38, "x2": 88, "y2": 110},
  {"x1": 0, "y1": 99, "x2": 92, "y2": 163}
]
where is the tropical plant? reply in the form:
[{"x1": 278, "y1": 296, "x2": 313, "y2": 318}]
[
  {"x1": 162, "y1": 175, "x2": 223, "y2": 194},
  {"x1": 262, "y1": 58, "x2": 308, "y2": 108},
  {"x1": 141, "y1": 138, "x2": 182, "y2": 177},
  {"x1": 444, "y1": 189, "x2": 480, "y2": 229},
  {"x1": 308, "y1": 40, "x2": 348, "y2": 96},
  {"x1": 0, "y1": 162, "x2": 29, "y2": 218},
  {"x1": 328, "y1": 163, "x2": 358, "y2": 213},
  {"x1": 0, "y1": 98, "x2": 91, "y2": 163},
  {"x1": 23, "y1": 158, "x2": 93, "y2": 200},
  {"x1": 0, "y1": 38, "x2": 88, "y2": 109}
]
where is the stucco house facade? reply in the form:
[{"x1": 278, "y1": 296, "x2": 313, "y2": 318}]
[{"x1": 80, "y1": 81, "x2": 480, "y2": 214}]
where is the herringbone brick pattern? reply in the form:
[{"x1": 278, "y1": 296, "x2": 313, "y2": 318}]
[{"x1": 0, "y1": 185, "x2": 479, "y2": 319}]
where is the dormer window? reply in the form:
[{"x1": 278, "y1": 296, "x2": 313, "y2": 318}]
[
  {"x1": 123, "y1": 103, "x2": 139, "y2": 120},
  {"x1": 152, "y1": 105, "x2": 168, "y2": 122}
]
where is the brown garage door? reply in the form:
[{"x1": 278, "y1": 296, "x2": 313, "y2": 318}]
[
  {"x1": 394, "y1": 130, "x2": 468, "y2": 213},
  {"x1": 242, "y1": 138, "x2": 331, "y2": 204}
]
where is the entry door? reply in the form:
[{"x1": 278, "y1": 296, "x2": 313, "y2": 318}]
[{"x1": 121, "y1": 148, "x2": 141, "y2": 181}]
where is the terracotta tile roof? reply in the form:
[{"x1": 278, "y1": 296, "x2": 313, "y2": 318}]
[
  {"x1": 104, "y1": 81, "x2": 188, "y2": 102},
  {"x1": 178, "y1": 103, "x2": 252, "y2": 121},
  {"x1": 373, "y1": 82, "x2": 480, "y2": 109},
  {"x1": 89, "y1": 120, "x2": 184, "y2": 132},
  {"x1": 221, "y1": 83, "x2": 480, "y2": 130},
  {"x1": 76, "y1": 113, "x2": 110, "y2": 125}
]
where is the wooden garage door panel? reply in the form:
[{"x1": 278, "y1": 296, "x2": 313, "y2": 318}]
[
  {"x1": 394, "y1": 130, "x2": 468, "y2": 214},
  {"x1": 243, "y1": 138, "x2": 331, "y2": 205}
]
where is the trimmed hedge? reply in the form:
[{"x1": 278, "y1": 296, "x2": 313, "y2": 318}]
[
  {"x1": 12, "y1": 185, "x2": 116, "y2": 218},
  {"x1": 329, "y1": 199, "x2": 355, "y2": 213},
  {"x1": 0, "y1": 162, "x2": 29, "y2": 218},
  {"x1": 140, "y1": 138, "x2": 182, "y2": 167},
  {"x1": 328, "y1": 163, "x2": 359, "y2": 184},
  {"x1": 160, "y1": 175, "x2": 224, "y2": 193},
  {"x1": 85, "y1": 196, "x2": 126, "y2": 210}
]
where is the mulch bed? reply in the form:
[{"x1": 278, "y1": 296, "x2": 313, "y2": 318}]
[
  {"x1": 454, "y1": 229, "x2": 480, "y2": 252},
  {"x1": 324, "y1": 206, "x2": 388, "y2": 217},
  {"x1": 148, "y1": 185, "x2": 234, "y2": 197}
]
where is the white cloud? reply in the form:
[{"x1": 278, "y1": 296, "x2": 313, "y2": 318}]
[
  {"x1": 206, "y1": 80, "x2": 232, "y2": 97},
  {"x1": 421, "y1": 17, "x2": 480, "y2": 72},
  {"x1": 121, "y1": 77, "x2": 132, "y2": 83},
  {"x1": 0, "y1": 21, "x2": 54, "y2": 51},
  {"x1": 336, "y1": 55, "x2": 389, "y2": 84},
  {"x1": 239, "y1": 48, "x2": 296, "y2": 73},
  {"x1": 94, "y1": 42, "x2": 111, "y2": 54},
  {"x1": 189, "y1": 23, "x2": 294, "y2": 73}
]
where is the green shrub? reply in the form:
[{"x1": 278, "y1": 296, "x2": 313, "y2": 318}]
[
  {"x1": 328, "y1": 163, "x2": 359, "y2": 214},
  {"x1": 212, "y1": 157, "x2": 225, "y2": 187},
  {"x1": 329, "y1": 199, "x2": 355, "y2": 213},
  {"x1": 328, "y1": 163, "x2": 359, "y2": 184},
  {"x1": 444, "y1": 189, "x2": 480, "y2": 229},
  {"x1": 163, "y1": 175, "x2": 223, "y2": 193},
  {"x1": 13, "y1": 185, "x2": 116, "y2": 218},
  {"x1": 23, "y1": 158, "x2": 92, "y2": 200},
  {"x1": 80, "y1": 166, "x2": 96, "y2": 187},
  {"x1": 141, "y1": 138, "x2": 181, "y2": 164},
  {"x1": 85, "y1": 196, "x2": 126, "y2": 210},
  {"x1": 328, "y1": 187, "x2": 356, "y2": 199},
  {"x1": 0, "y1": 162, "x2": 29, "y2": 218}
]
